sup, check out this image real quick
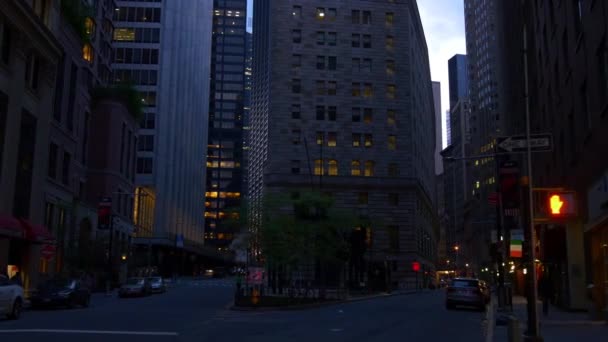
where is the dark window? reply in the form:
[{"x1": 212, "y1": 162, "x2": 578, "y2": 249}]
[
  {"x1": 328, "y1": 106, "x2": 337, "y2": 121},
  {"x1": 352, "y1": 34, "x2": 360, "y2": 48},
  {"x1": 352, "y1": 107, "x2": 361, "y2": 122},
  {"x1": 358, "y1": 192, "x2": 368, "y2": 205},
  {"x1": 363, "y1": 34, "x2": 371, "y2": 48},
  {"x1": 316, "y1": 106, "x2": 325, "y2": 120},
  {"x1": 48, "y1": 143, "x2": 58, "y2": 179},
  {"x1": 291, "y1": 104, "x2": 301, "y2": 119},
  {"x1": 388, "y1": 163, "x2": 399, "y2": 177},
  {"x1": 0, "y1": 92, "x2": 7, "y2": 177},
  {"x1": 292, "y1": 79, "x2": 301, "y2": 93},
  {"x1": 352, "y1": 10, "x2": 360, "y2": 24},
  {"x1": 362, "y1": 11, "x2": 371, "y2": 24},
  {"x1": 328, "y1": 56, "x2": 337, "y2": 70},
  {"x1": 291, "y1": 129, "x2": 301, "y2": 145},
  {"x1": 388, "y1": 225, "x2": 399, "y2": 251},
  {"x1": 316, "y1": 56, "x2": 325, "y2": 70},
  {"x1": 62, "y1": 152, "x2": 71, "y2": 185},
  {"x1": 138, "y1": 134, "x2": 154, "y2": 151},
  {"x1": 327, "y1": 32, "x2": 337, "y2": 46},
  {"x1": 316, "y1": 31, "x2": 325, "y2": 45},
  {"x1": 25, "y1": 54, "x2": 40, "y2": 90},
  {"x1": 388, "y1": 193, "x2": 399, "y2": 206},
  {"x1": 137, "y1": 157, "x2": 153, "y2": 174},
  {"x1": 291, "y1": 160, "x2": 300, "y2": 174},
  {"x1": 13, "y1": 111, "x2": 37, "y2": 218},
  {"x1": 363, "y1": 108, "x2": 373, "y2": 123},
  {"x1": 327, "y1": 81, "x2": 337, "y2": 95}
]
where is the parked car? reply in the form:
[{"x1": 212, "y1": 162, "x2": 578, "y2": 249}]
[
  {"x1": 119, "y1": 277, "x2": 150, "y2": 297},
  {"x1": 147, "y1": 277, "x2": 166, "y2": 294},
  {"x1": 30, "y1": 278, "x2": 90, "y2": 309},
  {"x1": 445, "y1": 278, "x2": 487, "y2": 311},
  {"x1": 0, "y1": 275, "x2": 24, "y2": 319}
]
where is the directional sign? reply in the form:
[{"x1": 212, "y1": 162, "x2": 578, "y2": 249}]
[{"x1": 497, "y1": 134, "x2": 552, "y2": 153}]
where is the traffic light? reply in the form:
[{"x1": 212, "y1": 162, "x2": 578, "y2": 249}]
[
  {"x1": 412, "y1": 261, "x2": 420, "y2": 272},
  {"x1": 547, "y1": 192, "x2": 577, "y2": 217},
  {"x1": 499, "y1": 161, "x2": 520, "y2": 210},
  {"x1": 98, "y1": 197, "x2": 112, "y2": 230}
]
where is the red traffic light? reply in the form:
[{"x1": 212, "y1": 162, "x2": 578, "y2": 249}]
[
  {"x1": 412, "y1": 261, "x2": 420, "y2": 272},
  {"x1": 547, "y1": 192, "x2": 576, "y2": 217}
]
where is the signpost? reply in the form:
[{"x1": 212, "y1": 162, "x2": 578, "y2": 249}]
[{"x1": 497, "y1": 133, "x2": 552, "y2": 153}]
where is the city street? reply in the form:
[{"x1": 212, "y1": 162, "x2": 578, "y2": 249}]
[{"x1": 0, "y1": 279, "x2": 487, "y2": 342}]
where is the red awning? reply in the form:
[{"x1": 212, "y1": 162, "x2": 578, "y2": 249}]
[
  {"x1": 0, "y1": 213, "x2": 25, "y2": 238},
  {"x1": 18, "y1": 219, "x2": 55, "y2": 243}
]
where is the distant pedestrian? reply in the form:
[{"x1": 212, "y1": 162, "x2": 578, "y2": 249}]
[{"x1": 539, "y1": 274, "x2": 554, "y2": 316}]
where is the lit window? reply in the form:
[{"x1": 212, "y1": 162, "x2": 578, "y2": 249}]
[
  {"x1": 364, "y1": 83, "x2": 373, "y2": 97},
  {"x1": 386, "y1": 35, "x2": 394, "y2": 50},
  {"x1": 316, "y1": 131, "x2": 324, "y2": 145},
  {"x1": 386, "y1": 60, "x2": 395, "y2": 75},
  {"x1": 314, "y1": 159, "x2": 324, "y2": 175},
  {"x1": 328, "y1": 160, "x2": 338, "y2": 176},
  {"x1": 351, "y1": 160, "x2": 361, "y2": 176},
  {"x1": 352, "y1": 134, "x2": 361, "y2": 147},
  {"x1": 364, "y1": 134, "x2": 373, "y2": 147},
  {"x1": 85, "y1": 17, "x2": 96, "y2": 38},
  {"x1": 83, "y1": 44, "x2": 94, "y2": 63},
  {"x1": 364, "y1": 161, "x2": 375, "y2": 177},
  {"x1": 388, "y1": 135, "x2": 396, "y2": 150},
  {"x1": 316, "y1": 7, "x2": 326, "y2": 20},
  {"x1": 386, "y1": 12, "x2": 394, "y2": 25},
  {"x1": 387, "y1": 85, "x2": 396, "y2": 99},
  {"x1": 387, "y1": 110, "x2": 396, "y2": 125},
  {"x1": 328, "y1": 132, "x2": 337, "y2": 147}
]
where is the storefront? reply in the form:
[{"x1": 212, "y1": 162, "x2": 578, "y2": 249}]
[{"x1": 586, "y1": 171, "x2": 608, "y2": 316}]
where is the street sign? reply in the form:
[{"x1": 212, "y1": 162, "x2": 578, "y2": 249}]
[{"x1": 497, "y1": 134, "x2": 552, "y2": 153}]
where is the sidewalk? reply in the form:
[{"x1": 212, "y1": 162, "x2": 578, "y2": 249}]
[{"x1": 492, "y1": 296, "x2": 607, "y2": 342}]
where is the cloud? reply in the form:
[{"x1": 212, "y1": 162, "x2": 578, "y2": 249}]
[{"x1": 417, "y1": 0, "x2": 466, "y2": 148}]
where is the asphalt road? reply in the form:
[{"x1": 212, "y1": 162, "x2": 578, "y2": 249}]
[{"x1": 0, "y1": 279, "x2": 487, "y2": 342}]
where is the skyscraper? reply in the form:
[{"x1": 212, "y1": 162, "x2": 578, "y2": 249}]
[
  {"x1": 250, "y1": 1, "x2": 438, "y2": 287},
  {"x1": 433, "y1": 81, "x2": 443, "y2": 176},
  {"x1": 204, "y1": 0, "x2": 248, "y2": 251},
  {"x1": 113, "y1": 1, "x2": 212, "y2": 273},
  {"x1": 448, "y1": 54, "x2": 469, "y2": 110}
]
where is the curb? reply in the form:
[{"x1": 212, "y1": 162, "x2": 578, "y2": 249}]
[{"x1": 229, "y1": 289, "x2": 422, "y2": 312}]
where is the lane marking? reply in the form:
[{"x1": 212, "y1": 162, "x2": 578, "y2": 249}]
[
  {"x1": 330, "y1": 328, "x2": 343, "y2": 332},
  {"x1": 0, "y1": 329, "x2": 179, "y2": 336}
]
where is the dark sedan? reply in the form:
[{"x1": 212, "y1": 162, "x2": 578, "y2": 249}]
[
  {"x1": 445, "y1": 278, "x2": 487, "y2": 311},
  {"x1": 30, "y1": 279, "x2": 91, "y2": 309},
  {"x1": 118, "y1": 277, "x2": 150, "y2": 297}
]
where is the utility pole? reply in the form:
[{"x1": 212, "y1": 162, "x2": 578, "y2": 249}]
[{"x1": 522, "y1": 22, "x2": 542, "y2": 342}]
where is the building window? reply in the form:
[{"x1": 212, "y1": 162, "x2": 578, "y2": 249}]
[
  {"x1": 364, "y1": 83, "x2": 373, "y2": 97},
  {"x1": 363, "y1": 34, "x2": 371, "y2": 48},
  {"x1": 83, "y1": 44, "x2": 94, "y2": 64},
  {"x1": 291, "y1": 160, "x2": 301, "y2": 174},
  {"x1": 386, "y1": 60, "x2": 395, "y2": 75},
  {"x1": 25, "y1": 53, "x2": 40, "y2": 90},
  {"x1": 388, "y1": 135, "x2": 396, "y2": 150},
  {"x1": 327, "y1": 8, "x2": 337, "y2": 21},
  {"x1": 328, "y1": 106, "x2": 337, "y2": 121},
  {"x1": 1, "y1": 22, "x2": 12, "y2": 65},
  {"x1": 362, "y1": 58, "x2": 372, "y2": 73},
  {"x1": 352, "y1": 82, "x2": 361, "y2": 97},
  {"x1": 352, "y1": 160, "x2": 362, "y2": 176},
  {"x1": 364, "y1": 134, "x2": 373, "y2": 147},
  {"x1": 388, "y1": 225, "x2": 399, "y2": 251},
  {"x1": 138, "y1": 134, "x2": 154, "y2": 151},
  {"x1": 352, "y1": 58, "x2": 360, "y2": 72},
  {"x1": 328, "y1": 159, "x2": 338, "y2": 176},
  {"x1": 388, "y1": 193, "x2": 399, "y2": 206},
  {"x1": 62, "y1": 152, "x2": 71, "y2": 186},
  {"x1": 358, "y1": 192, "x2": 368, "y2": 204},
  {"x1": 292, "y1": 79, "x2": 301, "y2": 93},
  {"x1": 386, "y1": 12, "x2": 394, "y2": 25},
  {"x1": 292, "y1": 5, "x2": 302, "y2": 18},
  {"x1": 316, "y1": 106, "x2": 325, "y2": 120},
  {"x1": 314, "y1": 159, "x2": 324, "y2": 175},
  {"x1": 292, "y1": 29, "x2": 301, "y2": 43},
  {"x1": 387, "y1": 109, "x2": 396, "y2": 125},
  {"x1": 352, "y1": 34, "x2": 360, "y2": 48},
  {"x1": 388, "y1": 163, "x2": 399, "y2": 176},
  {"x1": 352, "y1": 10, "x2": 360, "y2": 24},
  {"x1": 363, "y1": 108, "x2": 373, "y2": 123},
  {"x1": 140, "y1": 112, "x2": 155, "y2": 129},
  {"x1": 316, "y1": 131, "x2": 324, "y2": 145},
  {"x1": 137, "y1": 157, "x2": 153, "y2": 174},
  {"x1": 316, "y1": 56, "x2": 325, "y2": 70},
  {"x1": 293, "y1": 54, "x2": 302, "y2": 70},
  {"x1": 48, "y1": 143, "x2": 58, "y2": 179},
  {"x1": 327, "y1": 32, "x2": 337, "y2": 46},
  {"x1": 316, "y1": 31, "x2": 326, "y2": 45},
  {"x1": 327, "y1": 81, "x2": 337, "y2": 95},
  {"x1": 292, "y1": 129, "x2": 301, "y2": 145},
  {"x1": 316, "y1": 80, "x2": 325, "y2": 95},
  {"x1": 364, "y1": 161, "x2": 375, "y2": 176},
  {"x1": 84, "y1": 17, "x2": 96, "y2": 38},
  {"x1": 328, "y1": 56, "x2": 337, "y2": 70},
  {"x1": 352, "y1": 133, "x2": 361, "y2": 147},
  {"x1": 352, "y1": 108, "x2": 361, "y2": 122},
  {"x1": 292, "y1": 104, "x2": 301, "y2": 119},
  {"x1": 327, "y1": 132, "x2": 337, "y2": 147},
  {"x1": 362, "y1": 11, "x2": 371, "y2": 24},
  {"x1": 387, "y1": 85, "x2": 396, "y2": 99},
  {"x1": 386, "y1": 35, "x2": 394, "y2": 50},
  {"x1": 316, "y1": 7, "x2": 326, "y2": 20}
]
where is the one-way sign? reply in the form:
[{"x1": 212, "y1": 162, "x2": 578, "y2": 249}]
[{"x1": 497, "y1": 133, "x2": 552, "y2": 153}]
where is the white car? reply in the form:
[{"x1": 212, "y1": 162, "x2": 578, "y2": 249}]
[{"x1": 0, "y1": 275, "x2": 24, "y2": 319}]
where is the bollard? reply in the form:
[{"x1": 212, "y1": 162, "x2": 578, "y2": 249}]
[{"x1": 507, "y1": 316, "x2": 521, "y2": 342}]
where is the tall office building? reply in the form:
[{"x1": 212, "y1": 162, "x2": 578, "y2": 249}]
[
  {"x1": 113, "y1": 1, "x2": 212, "y2": 273},
  {"x1": 464, "y1": 0, "x2": 504, "y2": 268},
  {"x1": 432, "y1": 82, "x2": 443, "y2": 176},
  {"x1": 448, "y1": 54, "x2": 469, "y2": 110},
  {"x1": 204, "y1": 0, "x2": 248, "y2": 251},
  {"x1": 250, "y1": 1, "x2": 438, "y2": 288}
]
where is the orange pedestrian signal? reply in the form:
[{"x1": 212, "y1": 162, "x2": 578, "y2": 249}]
[{"x1": 547, "y1": 192, "x2": 576, "y2": 217}]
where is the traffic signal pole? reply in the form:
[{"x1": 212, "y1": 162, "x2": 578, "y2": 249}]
[{"x1": 523, "y1": 23, "x2": 542, "y2": 342}]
